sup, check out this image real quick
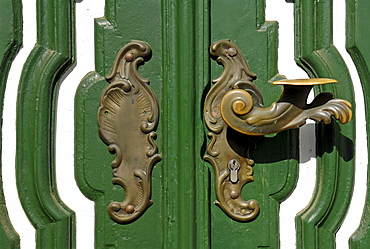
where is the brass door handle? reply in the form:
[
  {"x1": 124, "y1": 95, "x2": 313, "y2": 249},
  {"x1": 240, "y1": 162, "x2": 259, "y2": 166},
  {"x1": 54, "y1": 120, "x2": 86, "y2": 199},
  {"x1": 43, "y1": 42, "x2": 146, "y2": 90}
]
[
  {"x1": 220, "y1": 78, "x2": 352, "y2": 136},
  {"x1": 204, "y1": 40, "x2": 352, "y2": 222},
  {"x1": 98, "y1": 41, "x2": 161, "y2": 224}
]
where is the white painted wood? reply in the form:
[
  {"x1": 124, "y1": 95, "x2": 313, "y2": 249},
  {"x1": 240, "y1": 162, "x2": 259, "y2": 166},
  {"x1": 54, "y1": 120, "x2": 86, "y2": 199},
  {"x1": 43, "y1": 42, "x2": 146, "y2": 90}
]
[{"x1": 55, "y1": 1, "x2": 104, "y2": 249}]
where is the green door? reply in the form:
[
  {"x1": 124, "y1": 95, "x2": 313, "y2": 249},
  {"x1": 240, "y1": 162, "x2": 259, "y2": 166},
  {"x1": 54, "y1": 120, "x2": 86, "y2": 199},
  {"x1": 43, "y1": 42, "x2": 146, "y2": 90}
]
[
  {"x1": 75, "y1": 1, "x2": 298, "y2": 247},
  {"x1": 74, "y1": 0, "x2": 355, "y2": 248},
  {"x1": 4, "y1": 0, "x2": 370, "y2": 248}
]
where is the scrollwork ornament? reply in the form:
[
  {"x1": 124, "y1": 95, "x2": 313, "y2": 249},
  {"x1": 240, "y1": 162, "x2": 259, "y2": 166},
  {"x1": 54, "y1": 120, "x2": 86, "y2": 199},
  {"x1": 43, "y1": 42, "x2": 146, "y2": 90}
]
[
  {"x1": 98, "y1": 40, "x2": 161, "y2": 224},
  {"x1": 204, "y1": 40, "x2": 261, "y2": 222},
  {"x1": 204, "y1": 40, "x2": 352, "y2": 222}
]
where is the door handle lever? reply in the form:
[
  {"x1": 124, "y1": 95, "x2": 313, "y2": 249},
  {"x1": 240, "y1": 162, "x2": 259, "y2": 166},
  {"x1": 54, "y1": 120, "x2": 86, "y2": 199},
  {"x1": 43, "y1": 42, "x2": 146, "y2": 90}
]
[{"x1": 204, "y1": 40, "x2": 352, "y2": 222}]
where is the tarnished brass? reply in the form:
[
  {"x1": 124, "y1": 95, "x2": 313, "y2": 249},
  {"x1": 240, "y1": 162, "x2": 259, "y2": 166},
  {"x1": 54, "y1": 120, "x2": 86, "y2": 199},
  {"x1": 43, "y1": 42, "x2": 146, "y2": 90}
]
[
  {"x1": 204, "y1": 40, "x2": 352, "y2": 222},
  {"x1": 221, "y1": 78, "x2": 351, "y2": 136},
  {"x1": 204, "y1": 40, "x2": 261, "y2": 222},
  {"x1": 98, "y1": 41, "x2": 161, "y2": 224}
]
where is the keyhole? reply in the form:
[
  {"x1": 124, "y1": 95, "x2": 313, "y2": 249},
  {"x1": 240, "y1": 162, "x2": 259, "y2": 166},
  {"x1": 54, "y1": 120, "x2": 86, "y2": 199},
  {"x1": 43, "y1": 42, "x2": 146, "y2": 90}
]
[{"x1": 228, "y1": 159, "x2": 240, "y2": 183}]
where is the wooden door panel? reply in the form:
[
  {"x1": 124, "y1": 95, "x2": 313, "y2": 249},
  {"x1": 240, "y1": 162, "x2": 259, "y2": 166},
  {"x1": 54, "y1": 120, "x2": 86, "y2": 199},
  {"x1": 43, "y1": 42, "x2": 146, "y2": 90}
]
[
  {"x1": 208, "y1": 1, "x2": 298, "y2": 248},
  {"x1": 75, "y1": 0, "x2": 301, "y2": 248},
  {"x1": 0, "y1": 0, "x2": 366, "y2": 248},
  {"x1": 73, "y1": 0, "x2": 357, "y2": 248},
  {"x1": 75, "y1": 1, "x2": 166, "y2": 248}
]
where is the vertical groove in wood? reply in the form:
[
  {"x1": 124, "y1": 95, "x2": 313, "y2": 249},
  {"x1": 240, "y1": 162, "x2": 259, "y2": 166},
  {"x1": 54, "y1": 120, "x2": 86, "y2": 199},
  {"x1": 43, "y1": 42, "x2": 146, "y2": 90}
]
[
  {"x1": 161, "y1": 0, "x2": 210, "y2": 247},
  {"x1": 0, "y1": 0, "x2": 22, "y2": 247},
  {"x1": 346, "y1": 0, "x2": 370, "y2": 248},
  {"x1": 194, "y1": 0, "x2": 211, "y2": 247},
  {"x1": 293, "y1": 0, "x2": 356, "y2": 248},
  {"x1": 16, "y1": 0, "x2": 76, "y2": 248}
]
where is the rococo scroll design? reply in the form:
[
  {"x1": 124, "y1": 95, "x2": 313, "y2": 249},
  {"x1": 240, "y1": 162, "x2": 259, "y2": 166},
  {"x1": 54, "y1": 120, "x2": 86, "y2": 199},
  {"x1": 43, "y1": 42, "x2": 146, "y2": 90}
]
[
  {"x1": 98, "y1": 40, "x2": 161, "y2": 224},
  {"x1": 204, "y1": 40, "x2": 262, "y2": 222},
  {"x1": 204, "y1": 40, "x2": 352, "y2": 222}
]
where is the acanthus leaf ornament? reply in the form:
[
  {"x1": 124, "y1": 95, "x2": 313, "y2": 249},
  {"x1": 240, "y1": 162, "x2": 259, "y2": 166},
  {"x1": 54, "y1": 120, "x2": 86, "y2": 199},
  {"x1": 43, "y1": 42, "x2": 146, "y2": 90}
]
[
  {"x1": 204, "y1": 40, "x2": 352, "y2": 222},
  {"x1": 98, "y1": 40, "x2": 161, "y2": 224}
]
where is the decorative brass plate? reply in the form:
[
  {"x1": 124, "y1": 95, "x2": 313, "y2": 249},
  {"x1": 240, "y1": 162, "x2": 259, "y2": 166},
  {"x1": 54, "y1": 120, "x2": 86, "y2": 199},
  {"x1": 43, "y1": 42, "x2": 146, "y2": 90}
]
[
  {"x1": 204, "y1": 40, "x2": 352, "y2": 222},
  {"x1": 98, "y1": 41, "x2": 161, "y2": 224},
  {"x1": 204, "y1": 40, "x2": 261, "y2": 222}
]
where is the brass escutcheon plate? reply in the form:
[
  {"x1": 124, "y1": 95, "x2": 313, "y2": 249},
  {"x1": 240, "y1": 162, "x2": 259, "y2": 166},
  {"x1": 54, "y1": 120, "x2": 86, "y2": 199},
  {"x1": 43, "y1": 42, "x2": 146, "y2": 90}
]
[{"x1": 98, "y1": 40, "x2": 161, "y2": 224}]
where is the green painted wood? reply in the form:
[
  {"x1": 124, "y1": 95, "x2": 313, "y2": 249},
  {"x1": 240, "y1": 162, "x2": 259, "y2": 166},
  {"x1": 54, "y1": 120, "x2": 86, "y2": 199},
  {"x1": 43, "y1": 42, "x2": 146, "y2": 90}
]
[
  {"x1": 0, "y1": 0, "x2": 22, "y2": 247},
  {"x1": 76, "y1": 1, "x2": 300, "y2": 248},
  {"x1": 75, "y1": 0, "x2": 210, "y2": 247},
  {"x1": 346, "y1": 0, "x2": 370, "y2": 248},
  {"x1": 16, "y1": 0, "x2": 76, "y2": 248},
  {"x1": 161, "y1": 0, "x2": 210, "y2": 247},
  {"x1": 75, "y1": 1, "x2": 186, "y2": 248},
  {"x1": 292, "y1": 0, "x2": 356, "y2": 248},
  {"x1": 193, "y1": 1, "x2": 211, "y2": 246},
  {"x1": 208, "y1": 1, "x2": 299, "y2": 248},
  {"x1": 75, "y1": 0, "x2": 358, "y2": 248}
]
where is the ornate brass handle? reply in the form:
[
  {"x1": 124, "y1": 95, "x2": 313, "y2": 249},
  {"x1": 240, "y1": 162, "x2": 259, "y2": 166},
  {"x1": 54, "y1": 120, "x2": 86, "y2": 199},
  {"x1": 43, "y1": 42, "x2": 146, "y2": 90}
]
[
  {"x1": 220, "y1": 78, "x2": 352, "y2": 135},
  {"x1": 98, "y1": 41, "x2": 161, "y2": 224},
  {"x1": 204, "y1": 40, "x2": 352, "y2": 222}
]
